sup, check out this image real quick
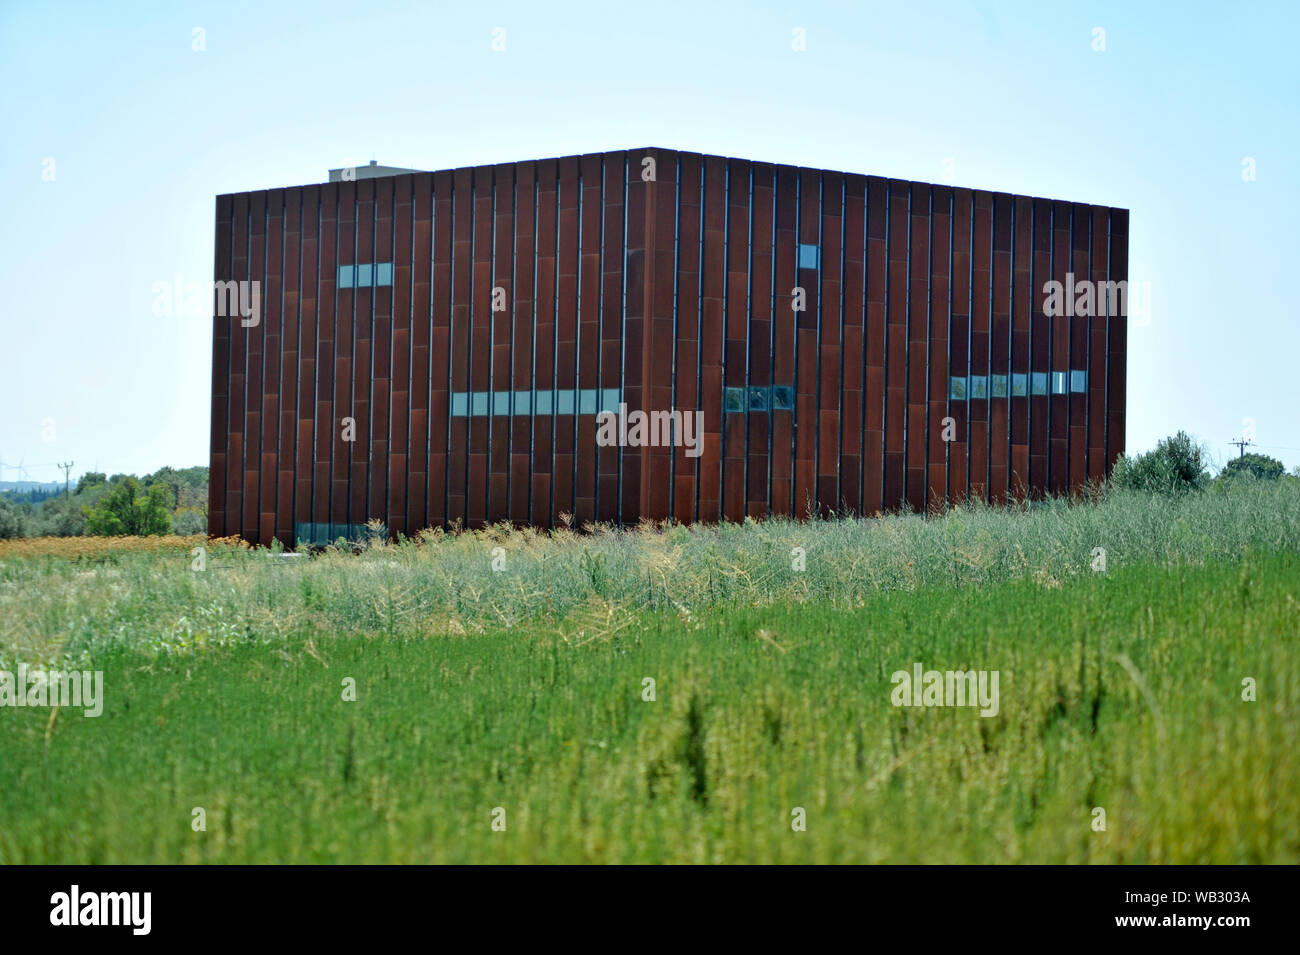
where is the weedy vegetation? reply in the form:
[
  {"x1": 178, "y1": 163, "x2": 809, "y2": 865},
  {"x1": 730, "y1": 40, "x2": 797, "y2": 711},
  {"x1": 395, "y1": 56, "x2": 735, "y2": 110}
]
[{"x1": 1, "y1": 483, "x2": 1297, "y2": 862}]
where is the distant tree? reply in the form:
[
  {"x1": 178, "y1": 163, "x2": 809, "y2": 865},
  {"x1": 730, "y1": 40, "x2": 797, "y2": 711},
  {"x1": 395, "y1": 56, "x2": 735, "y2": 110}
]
[
  {"x1": 1110, "y1": 431, "x2": 1209, "y2": 495},
  {"x1": 1218, "y1": 452, "x2": 1285, "y2": 482},
  {"x1": 75, "y1": 472, "x2": 107, "y2": 494},
  {"x1": 0, "y1": 497, "x2": 26, "y2": 539},
  {"x1": 83, "y1": 478, "x2": 172, "y2": 536}
]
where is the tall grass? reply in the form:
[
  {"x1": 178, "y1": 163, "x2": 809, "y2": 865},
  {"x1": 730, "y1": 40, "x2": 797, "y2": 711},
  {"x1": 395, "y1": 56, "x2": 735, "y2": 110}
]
[
  {"x1": 2, "y1": 553, "x2": 1296, "y2": 863},
  {"x1": 2, "y1": 482, "x2": 1299, "y2": 667}
]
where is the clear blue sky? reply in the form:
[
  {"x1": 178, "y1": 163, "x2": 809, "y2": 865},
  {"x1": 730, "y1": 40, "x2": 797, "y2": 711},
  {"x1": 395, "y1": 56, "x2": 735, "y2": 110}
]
[{"x1": 2, "y1": 0, "x2": 1297, "y2": 485}]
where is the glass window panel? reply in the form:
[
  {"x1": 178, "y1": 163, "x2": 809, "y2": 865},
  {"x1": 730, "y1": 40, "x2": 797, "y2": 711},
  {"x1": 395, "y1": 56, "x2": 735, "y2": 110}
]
[
  {"x1": 512, "y1": 391, "x2": 531, "y2": 415},
  {"x1": 557, "y1": 389, "x2": 575, "y2": 414},
  {"x1": 1070, "y1": 370, "x2": 1087, "y2": 393},
  {"x1": 471, "y1": 392, "x2": 488, "y2": 416},
  {"x1": 376, "y1": 262, "x2": 393, "y2": 286},
  {"x1": 771, "y1": 385, "x2": 795, "y2": 410},
  {"x1": 493, "y1": 391, "x2": 511, "y2": 416},
  {"x1": 949, "y1": 376, "x2": 967, "y2": 400},
  {"x1": 970, "y1": 375, "x2": 988, "y2": 399},
  {"x1": 338, "y1": 264, "x2": 354, "y2": 288},
  {"x1": 1031, "y1": 372, "x2": 1049, "y2": 396},
  {"x1": 579, "y1": 389, "x2": 597, "y2": 414},
  {"x1": 451, "y1": 392, "x2": 468, "y2": 417},
  {"x1": 724, "y1": 387, "x2": 746, "y2": 413},
  {"x1": 748, "y1": 386, "x2": 769, "y2": 411},
  {"x1": 1011, "y1": 373, "x2": 1028, "y2": 397},
  {"x1": 797, "y1": 243, "x2": 819, "y2": 270},
  {"x1": 356, "y1": 263, "x2": 373, "y2": 287},
  {"x1": 991, "y1": 374, "x2": 1008, "y2": 398},
  {"x1": 599, "y1": 389, "x2": 621, "y2": 413},
  {"x1": 1051, "y1": 371, "x2": 1067, "y2": 395},
  {"x1": 534, "y1": 390, "x2": 552, "y2": 414}
]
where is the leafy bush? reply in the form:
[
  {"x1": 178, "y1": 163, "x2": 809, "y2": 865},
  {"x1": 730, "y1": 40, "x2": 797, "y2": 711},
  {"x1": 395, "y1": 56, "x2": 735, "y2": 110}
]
[
  {"x1": 83, "y1": 478, "x2": 173, "y2": 536},
  {"x1": 0, "y1": 497, "x2": 27, "y2": 539},
  {"x1": 1218, "y1": 452, "x2": 1285, "y2": 483},
  {"x1": 1110, "y1": 431, "x2": 1209, "y2": 495}
]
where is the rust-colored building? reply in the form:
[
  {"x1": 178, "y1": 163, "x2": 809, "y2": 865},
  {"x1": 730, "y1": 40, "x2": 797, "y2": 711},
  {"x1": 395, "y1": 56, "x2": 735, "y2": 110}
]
[{"x1": 208, "y1": 148, "x2": 1127, "y2": 545}]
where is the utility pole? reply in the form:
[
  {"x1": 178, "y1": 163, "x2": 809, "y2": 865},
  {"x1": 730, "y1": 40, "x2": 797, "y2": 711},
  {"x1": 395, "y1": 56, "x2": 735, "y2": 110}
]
[
  {"x1": 1228, "y1": 439, "x2": 1251, "y2": 460},
  {"x1": 58, "y1": 461, "x2": 74, "y2": 498}
]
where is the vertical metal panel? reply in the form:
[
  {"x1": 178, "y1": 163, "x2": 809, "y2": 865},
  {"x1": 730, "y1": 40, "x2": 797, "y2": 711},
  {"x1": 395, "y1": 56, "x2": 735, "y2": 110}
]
[
  {"x1": 673, "y1": 153, "x2": 703, "y2": 524},
  {"x1": 864, "y1": 176, "x2": 887, "y2": 515},
  {"x1": 468, "y1": 167, "x2": 493, "y2": 527},
  {"x1": 1087, "y1": 205, "x2": 1109, "y2": 483},
  {"x1": 947, "y1": 188, "x2": 972, "y2": 506},
  {"x1": 723, "y1": 158, "x2": 750, "y2": 523},
  {"x1": 927, "y1": 185, "x2": 951, "y2": 511},
  {"x1": 490, "y1": 163, "x2": 514, "y2": 525},
  {"x1": 532, "y1": 160, "x2": 557, "y2": 525},
  {"x1": 277, "y1": 187, "x2": 300, "y2": 544},
  {"x1": 447, "y1": 168, "x2": 471, "y2": 525},
  {"x1": 905, "y1": 183, "x2": 929, "y2": 513},
  {"x1": 989, "y1": 192, "x2": 1013, "y2": 504},
  {"x1": 696, "y1": 156, "x2": 725, "y2": 521},
  {"x1": 429, "y1": 171, "x2": 453, "y2": 529},
  {"x1": 771, "y1": 165, "x2": 797, "y2": 516},
  {"x1": 1049, "y1": 199, "x2": 1071, "y2": 495},
  {"x1": 554, "y1": 157, "x2": 580, "y2": 522},
  {"x1": 968, "y1": 190, "x2": 991, "y2": 503},
  {"x1": 748, "y1": 162, "x2": 776, "y2": 517},
  {"x1": 512, "y1": 160, "x2": 537, "y2": 525},
  {"x1": 576, "y1": 154, "x2": 602, "y2": 523},
  {"x1": 794, "y1": 168, "x2": 820, "y2": 519},
  {"x1": 817, "y1": 171, "x2": 843, "y2": 515},
  {"x1": 1010, "y1": 196, "x2": 1032, "y2": 498},
  {"x1": 209, "y1": 195, "x2": 232, "y2": 538},
  {"x1": 599, "y1": 153, "x2": 626, "y2": 523},
  {"x1": 1107, "y1": 209, "x2": 1128, "y2": 471}
]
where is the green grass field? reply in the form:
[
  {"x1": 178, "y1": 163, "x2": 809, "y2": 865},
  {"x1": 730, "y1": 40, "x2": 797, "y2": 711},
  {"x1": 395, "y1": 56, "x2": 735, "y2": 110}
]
[{"x1": 2, "y1": 483, "x2": 1299, "y2": 863}]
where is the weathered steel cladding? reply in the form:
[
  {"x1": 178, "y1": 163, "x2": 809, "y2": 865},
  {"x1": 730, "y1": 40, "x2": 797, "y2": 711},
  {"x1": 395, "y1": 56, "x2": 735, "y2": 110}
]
[{"x1": 210, "y1": 148, "x2": 1127, "y2": 545}]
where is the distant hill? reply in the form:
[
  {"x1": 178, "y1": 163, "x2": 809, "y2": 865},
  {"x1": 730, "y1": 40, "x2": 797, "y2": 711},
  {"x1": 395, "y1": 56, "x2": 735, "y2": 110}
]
[{"x1": 0, "y1": 481, "x2": 61, "y2": 493}]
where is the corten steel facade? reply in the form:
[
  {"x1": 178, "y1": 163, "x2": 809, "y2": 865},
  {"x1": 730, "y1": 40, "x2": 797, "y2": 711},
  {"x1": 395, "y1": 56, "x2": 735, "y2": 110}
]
[{"x1": 208, "y1": 148, "x2": 1127, "y2": 546}]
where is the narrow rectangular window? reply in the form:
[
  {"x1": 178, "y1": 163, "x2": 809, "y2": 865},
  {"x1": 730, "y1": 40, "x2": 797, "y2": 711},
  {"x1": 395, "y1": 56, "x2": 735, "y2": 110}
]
[
  {"x1": 1011, "y1": 373, "x2": 1028, "y2": 397},
  {"x1": 338, "y1": 264, "x2": 354, "y2": 288},
  {"x1": 797, "y1": 243, "x2": 819, "y2": 270},
  {"x1": 557, "y1": 389, "x2": 575, "y2": 415},
  {"x1": 599, "y1": 388, "x2": 621, "y2": 413},
  {"x1": 513, "y1": 391, "x2": 532, "y2": 415},
  {"x1": 1070, "y1": 369, "x2": 1087, "y2": 393},
  {"x1": 771, "y1": 385, "x2": 795, "y2": 411},
  {"x1": 724, "y1": 386, "x2": 746, "y2": 413},
  {"x1": 451, "y1": 392, "x2": 468, "y2": 417},
  {"x1": 970, "y1": 375, "x2": 988, "y2": 400},
  {"x1": 493, "y1": 391, "x2": 511, "y2": 416},
  {"x1": 949, "y1": 376, "x2": 967, "y2": 400},
  {"x1": 1031, "y1": 372, "x2": 1049, "y2": 396},
  {"x1": 535, "y1": 390, "x2": 553, "y2": 414},
  {"x1": 1051, "y1": 371, "x2": 1067, "y2": 395},
  {"x1": 471, "y1": 393, "x2": 489, "y2": 416},
  {"x1": 376, "y1": 262, "x2": 393, "y2": 286},
  {"x1": 991, "y1": 374, "x2": 1008, "y2": 398},
  {"x1": 356, "y1": 263, "x2": 373, "y2": 287},
  {"x1": 748, "y1": 386, "x2": 769, "y2": 412},
  {"x1": 578, "y1": 389, "x2": 597, "y2": 414}
]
